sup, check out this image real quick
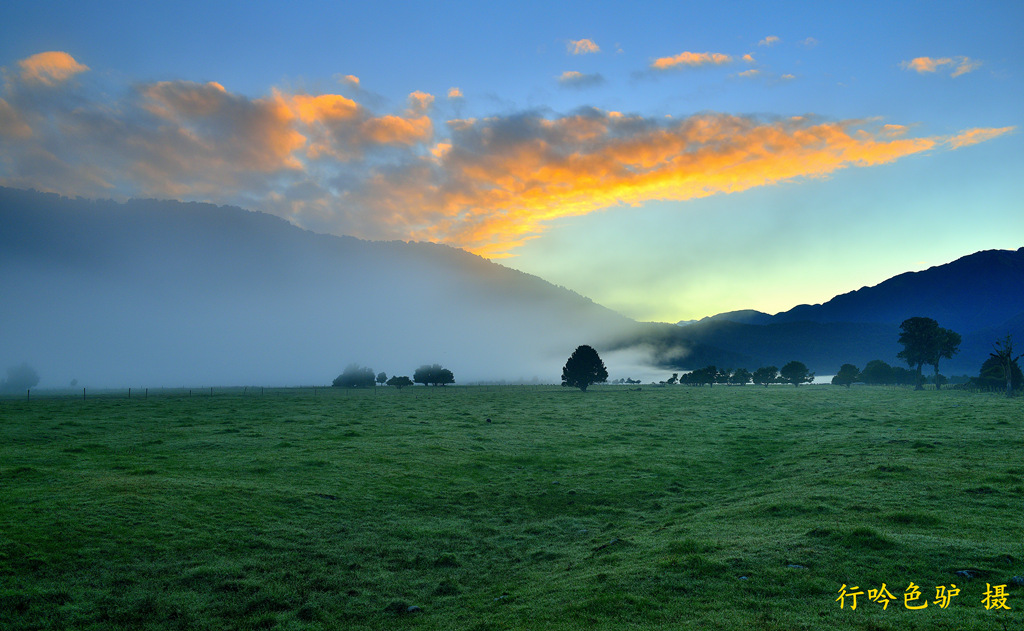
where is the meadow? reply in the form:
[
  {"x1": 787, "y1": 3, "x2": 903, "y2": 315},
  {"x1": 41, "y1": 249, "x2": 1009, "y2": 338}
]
[{"x1": 1, "y1": 384, "x2": 1021, "y2": 630}]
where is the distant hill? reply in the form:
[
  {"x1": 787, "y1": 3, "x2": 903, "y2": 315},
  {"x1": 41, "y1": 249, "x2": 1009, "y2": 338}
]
[
  {"x1": 618, "y1": 248, "x2": 1024, "y2": 376},
  {"x1": 770, "y1": 249, "x2": 1024, "y2": 333},
  {"x1": 0, "y1": 187, "x2": 638, "y2": 387}
]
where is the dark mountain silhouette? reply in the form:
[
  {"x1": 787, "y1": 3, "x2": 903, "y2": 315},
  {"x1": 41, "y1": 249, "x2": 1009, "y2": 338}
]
[
  {"x1": 627, "y1": 248, "x2": 1024, "y2": 376},
  {"x1": 1, "y1": 187, "x2": 640, "y2": 387},
  {"x1": 770, "y1": 248, "x2": 1024, "y2": 333}
]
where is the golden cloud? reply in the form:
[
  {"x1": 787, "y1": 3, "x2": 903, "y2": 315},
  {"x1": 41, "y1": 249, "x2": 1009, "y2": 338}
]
[
  {"x1": 568, "y1": 39, "x2": 600, "y2": 54},
  {"x1": 0, "y1": 98, "x2": 32, "y2": 138},
  {"x1": 946, "y1": 126, "x2": 1015, "y2": 149},
  {"x1": 758, "y1": 36, "x2": 780, "y2": 47},
  {"x1": 349, "y1": 112, "x2": 966, "y2": 257},
  {"x1": 17, "y1": 51, "x2": 89, "y2": 86},
  {"x1": 901, "y1": 56, "x2": 981, "y2": 77},
  {"x1": 447, "y1": 87, "x2": 463, "y2": 99},
  {"x1": 652, "y1": 51, "x2": 732, "y2": 70}
]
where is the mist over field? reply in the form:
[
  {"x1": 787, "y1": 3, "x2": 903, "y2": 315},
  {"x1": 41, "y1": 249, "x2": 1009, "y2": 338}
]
[{"x1": 1, "y1": 189, "x2": 639, "y2": 389}]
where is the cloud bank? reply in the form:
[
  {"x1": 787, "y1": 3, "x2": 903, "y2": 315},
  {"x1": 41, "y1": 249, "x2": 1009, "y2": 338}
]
[{"x1": 0, "y1": 52, "x2": 1013, "y2": 259}]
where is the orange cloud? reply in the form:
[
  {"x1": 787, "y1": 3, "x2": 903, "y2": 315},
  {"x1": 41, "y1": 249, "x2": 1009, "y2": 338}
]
[
  {"x1": 946, "y1": 126, "x2": 1015, "y2": 149},
  {"x1": 568, "y1": 39, "x2": 600, "y2": 54},
  {"x1": 17, "y1": 51, "x2": 89, "y2": 86},
  {"x1": 0, "y1": 98, "x2": 32, "y2": 138},
  {"x1": 758, "y1": 36, "x2": 780, "y2": 47},
  {"x1": 349, "y1": 112, "x2": 955, "y2": 257},
  {"x1": 901, "y1": 56, "x2": 981, "y2": 77},
  {"x1": 652, "y1": 51, "x2": 732, "y2": 70},
  {"x1": 447, "y1": 87, "x2": 463, "y2": 99}
]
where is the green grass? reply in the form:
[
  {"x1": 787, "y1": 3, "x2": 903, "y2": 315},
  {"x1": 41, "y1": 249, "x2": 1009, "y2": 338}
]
[{"x1": 1, "y1": 385, "x2": 1022, "y2": 629}]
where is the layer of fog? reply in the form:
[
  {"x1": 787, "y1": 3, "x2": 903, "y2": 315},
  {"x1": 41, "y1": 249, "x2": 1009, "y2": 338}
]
[{"x1": 1, "y1": 189, "x2": 647, "y2": 389}]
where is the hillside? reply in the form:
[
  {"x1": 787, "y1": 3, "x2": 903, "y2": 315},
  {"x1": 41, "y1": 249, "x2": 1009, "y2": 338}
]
[{"x1": 0, "y1": 188, "x2": 639, "y2": 387}]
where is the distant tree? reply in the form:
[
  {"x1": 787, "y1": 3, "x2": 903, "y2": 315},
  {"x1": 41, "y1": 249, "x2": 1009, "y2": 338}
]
[
  {"x1": 752, "y1": 366, "x2": 778, "y2": 387},
  {"x1": 987, "y1": 335, "x2": 1023, "y2": 397},
  {"x1": 716, "y1": 367, "x2": 732, "y2": 385},
  {"x1": 414, "y1": 364, "x2": 455, "y2": 386},
  {"x1": 332, "y1": 363, "x2": 376, "y2": 388},
  {"x1": 897, "y1": 317, "x2": 938, "y2": 389},
  {"x1": 665, "y1": 373, "x2": 678, "y2": 385},
  {"x1": 376, "y1": 371, "x2": 387, "y2": 386},
  {"x1": 687, "y1": 365, "x2": 718, "y2": 387},
  {"x1": 860, "y1": 360, "x2": 894, "y2": 385},
  {"x1": 831, "y1": 364, "x2": 860, "y2": 388},
  {"x1": 561, "y1": 345, "x2": 608, "y2": 391},
  {"x1": 0, "y1": 362, "x2": 40, "y2": 393},
  {"x1": 386, "y1": 375, "x2": 414, "y2": 390},
  {"x1": 930, "y1": 327, "x2": 961, "y2": 391},
  {"x1": 890, "y1": 366, "x2": 919, "y2": 387},
  {"x1": 780, "y1": 361, "x2": 814, "y2": 387},
  {"x1": 730, "y1": 368, "x2": 752, "y2": 385},
  {"x1": 896, "y1": 317, "x2": 960, "y2": 391}
]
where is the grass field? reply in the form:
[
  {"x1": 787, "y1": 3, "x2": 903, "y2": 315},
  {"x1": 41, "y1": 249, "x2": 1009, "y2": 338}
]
[{"x1": 1, "y1": 385, "x2": 1022, "y2": 630}]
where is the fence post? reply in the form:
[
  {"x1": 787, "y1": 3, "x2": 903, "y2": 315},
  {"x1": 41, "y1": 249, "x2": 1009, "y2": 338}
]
[
  {"x1": 128, "y1": 387, "x2": 131, "y2": 399},
  {"x1": 27, "y1": 389, "x2": 30, "y2": 402}
]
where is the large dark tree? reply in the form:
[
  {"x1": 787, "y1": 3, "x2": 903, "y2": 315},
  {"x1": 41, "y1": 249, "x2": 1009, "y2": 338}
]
[
  {"x1": 988, "y1": 335, "x2": 1023, "y2": 397},
  {"x1": 831, "y1": 364, "x2": 860, "y2": 388},
  {"x1": 333, "y1": 364, "x2": 376, "y2": 388},
  {"x1": 896, "y1": 317, "x2": 960, "y2": 390},
  {"x1": 414, "y1": 364, "x2": 455, "y2": 386},
  {"x1": 752, "y1": 366, "x2": 778, "y2": 387},
  {"x1": 730, "y1": 368, "x2": 752, "y2": 385},
  {"x1": 860, "y1": 359, "x2": 894, "y2": 385},
  {"x1": 376, "y1": 371, "x2": 387, "y2": 386},
  {"x1": 780, "y1": 361, "x2": 814, "y2": 387},
  {"x1": 561, "y1": 345, "x2": 608, "y2": 391}
]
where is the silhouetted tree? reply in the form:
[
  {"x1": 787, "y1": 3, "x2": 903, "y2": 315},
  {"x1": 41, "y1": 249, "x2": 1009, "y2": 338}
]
[
  {"x1": 752, "y1": 366, "x2": 778, "y2": 387},
  {"x1": 376, "y1": 371, "x2": 387, "y2": 386},
  {"x1": 386, "y1": 375, "x2": 414, "y2": 390},
  {"x1": 414, "y1": 364, "x2": 455, "y2": 386},
  {"x1": 665, "y1": 373, "x2": 678, "y2": 385},
  {"x1": 688, "y1": 365, "x2": 718, "y2": 387},
  {"x1": 780, "y1": 361, "x2": 814, "y2": 387},
  {"x1": 860, "y1": 359, "x2": 894, "y2": 385},
  {"x1": 561, "y1": 345, "x2": 608, "y2": 391},
  {"x1": 333, "y1": 364, "x2": 376, "y2": 388},
  {"x1": 897, "y1": 317, "x2": 960, "y2": 390},
  {"x1": 730, "y1": 368, "x2": 752, "y2": 385},
  {"x1": 930, "y1": 327, "x2": 961, "y2": 390},
  {"x1": 831, "y1": 364, "x2": 860, "y2": 388},
  {"x1": 0, "y1": 362, "x2": 40, "y2": 393},
  {"x1": 988, "y1": 335, "x2": 1023, "y2": 397}
]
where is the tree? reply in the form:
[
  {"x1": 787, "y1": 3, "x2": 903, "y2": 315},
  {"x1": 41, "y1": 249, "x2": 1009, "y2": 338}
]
[
  {"x1": 897, "y1": 317, "x2": 938, "y2": 389},
  {"x1": 561, "y1": 345, "x2": 608, "y2": 391},
  {"x1": 0, "y1": 362, "x2": 40, "y2": 393},
  {"x1": 780, "y1": 361, "x2": 814, "y2": 387},
  {"x1": 333, "y1": 364, "x2": 376, "y2": 388},
  {"x1": 687, "y1": 365, "x2": 718, "y2": 387},
  {"x1": 930, "y1": 327, "x2": 961, "y2": 390},
  {"x1": 414, "y1": 364, "x2": 455, "y2": 386},
  {"x1": 752, "y1": 366, "x2": 778, "y2": 387},
  {"x1": 386, "y1": 375, "x2": 414, "y2": 390},
  {"x1": 860, "y1": 360, "x2": 894, "y2": 385},
  {"x1": 730, "y1": 368, "x2": 752, "y2": 385},
  {"x1": 896, "y1": 317, "x2": 960, "y2": 391},
  {"x1": 831, "y1": 364, "x2": 860, "y2": 388},
  {"x1": 987, "y1": 335, "x2": 1023, "y2": 397},
  {"x1": 376, "y1": 371, "x2": 387, "y2": 386}
]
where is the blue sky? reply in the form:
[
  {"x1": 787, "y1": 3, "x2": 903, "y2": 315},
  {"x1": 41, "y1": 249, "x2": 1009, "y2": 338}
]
[{"x1": 2, "y1": 0, "x2": 1021, "y2": 321}]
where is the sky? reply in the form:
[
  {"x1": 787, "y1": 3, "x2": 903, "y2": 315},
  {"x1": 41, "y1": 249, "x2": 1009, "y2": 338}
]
[{"x1": 2, "y1": 0, "x2": 1021, "y2": 323}]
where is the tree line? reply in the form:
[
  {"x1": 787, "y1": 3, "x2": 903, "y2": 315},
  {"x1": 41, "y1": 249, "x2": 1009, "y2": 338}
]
[{"x1": 332, "y1": 363, "x2": 454, "y2": 389}]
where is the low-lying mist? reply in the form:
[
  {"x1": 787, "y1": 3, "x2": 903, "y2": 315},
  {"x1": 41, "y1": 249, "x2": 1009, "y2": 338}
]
[{"x1": 1, "y1": 188, "x2": 644, "y2": 389}]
